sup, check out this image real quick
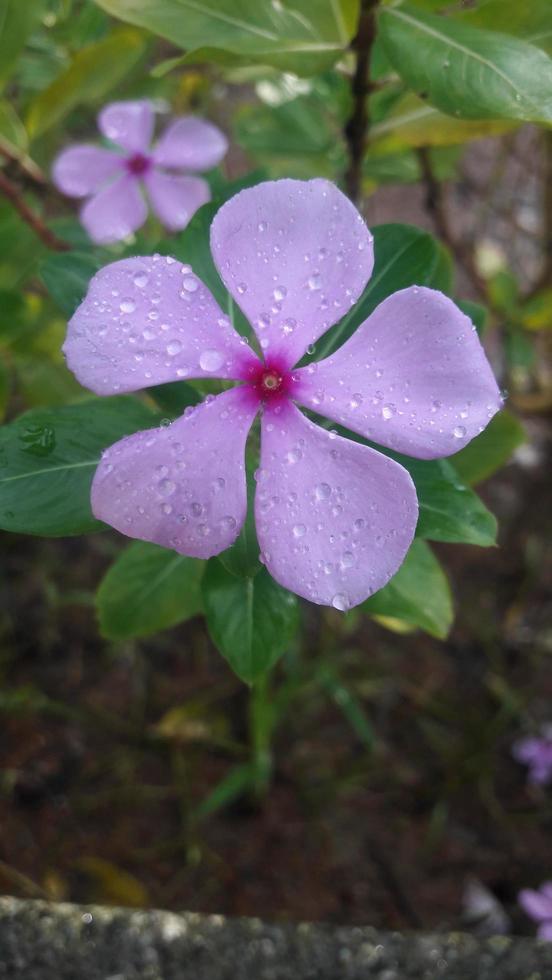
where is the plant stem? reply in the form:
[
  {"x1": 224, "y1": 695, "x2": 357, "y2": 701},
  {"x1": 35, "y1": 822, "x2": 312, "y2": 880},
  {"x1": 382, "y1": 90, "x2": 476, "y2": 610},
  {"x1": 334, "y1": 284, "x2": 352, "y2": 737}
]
[
  {"x1": 0, "y1": 169, "x2": 69, "y2": 251},
  {"x1": 249, "y1": 673, "x2": 273, "y2": 799},
  {"x1": 417, "y1": 146, "x2": 487, "y2": 297},
  {"x1": 344, "y1": 0, "x2": 378, "y2": 204}
]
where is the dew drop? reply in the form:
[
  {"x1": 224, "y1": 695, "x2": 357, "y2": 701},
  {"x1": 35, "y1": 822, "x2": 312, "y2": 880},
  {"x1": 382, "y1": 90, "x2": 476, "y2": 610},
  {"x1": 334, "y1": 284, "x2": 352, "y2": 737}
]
[
  {"x1": 159, "y1": 478, "x2": 176, "y2": 496},
  {"x1": 292, "y1": 524, "x2": 306, "y2": 538},
  {"x1": 133, "y1": 272, "x2": 148, "y2": 288},
  {"x1": 382, "y1": 404, "x2": 396, "y2": 420},
  {"x1": 219, "y1": 515, "x2": 237, "y2": 531},
  {"x1": 453, "y1": 425, "x2": 466, "y2": 439},
  {"x1": 237, "y1": 282, "x2": 247, "y2": 295},
  {"x1": 166, "y1": 340, "x2": 182, "y2": 356},
  {"x1": 307, "y1": 273, "x2": 321, "y2": 291},
  {"x1": 182, "y1": 276, "x2": 199, "y2": 293},
  {"x1": 331, "y1": 592, "x2": 349, "y2": 611},
  {"x1": 315, "y1": 482, "x2": 331, "y2": 501},
  {"x1": 199, "y1": 349, "x2": 224, "y2": 372},
  {"x1": 273, "y1": 286, "x2": 287, "y2": 302},
  {"x1": 120, "y1": 299, "x2": 136, "y2": 314}
]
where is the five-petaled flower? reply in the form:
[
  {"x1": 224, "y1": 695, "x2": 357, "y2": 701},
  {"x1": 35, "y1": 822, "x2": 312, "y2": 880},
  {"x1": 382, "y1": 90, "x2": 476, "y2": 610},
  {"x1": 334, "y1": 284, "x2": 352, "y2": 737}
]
[
  {"x1": 513, "y1": 725, "x2": 552, "y2": 786},
  {"x1": 52, "y1": 99, "x2": 227, "y2": 244},
  {"x1": 519, "y1": 883, "x2": 552, "y2": 941},
  {"x1": 64, "y1": 179, "x2": 502, "y2": 610}
]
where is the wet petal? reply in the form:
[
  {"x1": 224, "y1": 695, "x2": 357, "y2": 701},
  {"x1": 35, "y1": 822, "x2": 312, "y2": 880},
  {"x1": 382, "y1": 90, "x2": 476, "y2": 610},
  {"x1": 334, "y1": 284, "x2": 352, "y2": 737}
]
[
  {"x1": 255, "y1": 402, "x2": 417, "y2": 609},
  {"x1": 98, "y1": 100, "x2": 154, "y2": 152},
  {"x1": 64, "y1": 255, "x2": 260, "y2": 395},
  {"x1": 80, "y1": 175, "x2": 147, "y2": 245},
  {"x1": 153, "y1": 116, "x2": 228, "y2": 171},
  {"x1": 519, "y1": 889, "x2": 552, "y2": 923},
  {"x1": 144, "y1": 170, "x2": 210, "y2": 231},
  {"x1": 52, "y1": 144, "x2": 123, "y2": 197},
  {"x1": 210, "y1": 178, "x2": 374, "y2": 368},
  {"x1": 294, "y1": 287, "x2": 502, "y2": 460},
  {"x1": 92, "y1": 388, "x2": 258, "y2": 559}
]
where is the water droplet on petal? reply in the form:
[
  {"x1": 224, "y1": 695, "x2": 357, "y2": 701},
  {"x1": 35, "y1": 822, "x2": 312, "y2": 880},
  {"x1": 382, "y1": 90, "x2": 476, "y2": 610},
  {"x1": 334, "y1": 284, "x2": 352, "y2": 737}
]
[
  {"x1": 182, "y1": 276, "x2": 199, "y2": 293},
  {"x1": 453, "y1": 425, "x2": 466, "y2": 439},
  {"x1": 199, "y1": 349, "x2": 224, "y2": 372},
  {"x1": 120, "y1": 299, "x2": 136, "y2": 314},
  {"x1": 292, "y1": 524, "x2": 306, "y2": 538},
  {"x1": 331, "y1": 592, "x2": 349, "y2": 611},
  {"x1": 166, "y1": 340, "x2": 182, "y2": 356},
  {"x1": 315, "y1": 482, "x2": 331, "y2": 500}
]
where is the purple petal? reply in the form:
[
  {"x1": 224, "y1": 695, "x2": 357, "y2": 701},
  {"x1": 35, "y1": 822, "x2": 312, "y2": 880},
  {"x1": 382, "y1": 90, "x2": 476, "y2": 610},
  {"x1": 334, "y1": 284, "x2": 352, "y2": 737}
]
[
  {"x1": 541, "y1": 883, "x2": 552, "y2": 901},
  {"x1": 80, "y1": 174, "x2": 147, "y2": 244},
  {"x1": 512, "y1": 737, "x2": 543, "y2": 763},
  {"x1": 92, "y1": 388, "x2": 258, "y2": 559},
  {"x1": 210, "y1": 179, "x2": 374, "y2": 368},
  {"x1": 519, "y1": 889, "x2": 552, "y2": 922},
  {"x1": 537, "y1": 921, "x2": 552, "y2": 941},
  {"x1": 64, "y1": 255, "x2": 260, "y2": 395},
  {"x1": 153, "y1": 116, "x2": 228, "y2": 171},
  {"x1": 52, "y1": 144, "x2": 123, "y2": 197},
  {"x1": 255, "y1": 402, "x2": 417, "y2": 609},
  {"x1": 98, "y1": 100, "x2": 154, "y2": 153},
  {"x1": 144, "y1": 170, "x2": 210, "y2": 231},
  {"x1": 294, "y1": 287, "x2": 502, "y2": 460}
]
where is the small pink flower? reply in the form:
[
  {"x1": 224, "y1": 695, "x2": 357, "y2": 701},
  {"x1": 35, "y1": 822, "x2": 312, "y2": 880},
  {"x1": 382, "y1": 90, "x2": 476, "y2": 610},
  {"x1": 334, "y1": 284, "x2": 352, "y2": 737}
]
[
  {"x1": 519, "y1": 883, "x2": 552, "y2": 940},
  {"x1": 513, "y1": 725, "x2": 552, "y2": 786},
  {"x1": 52, "y1": 100, "x2": 227, "y2": 244},
  {"x1": 63, "y1": 179, "x2": 502, "y2": 609}
]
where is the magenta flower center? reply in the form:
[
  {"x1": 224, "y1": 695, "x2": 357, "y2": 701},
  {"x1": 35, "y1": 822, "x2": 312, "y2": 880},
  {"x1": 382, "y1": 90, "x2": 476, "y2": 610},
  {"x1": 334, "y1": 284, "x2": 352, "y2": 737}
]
[
  {"x1": 248, "y1": 359, "x2": 292, "y2": 402},
  {"x1": 126, "y1": 152, "x2": 151, "y2": 177}
]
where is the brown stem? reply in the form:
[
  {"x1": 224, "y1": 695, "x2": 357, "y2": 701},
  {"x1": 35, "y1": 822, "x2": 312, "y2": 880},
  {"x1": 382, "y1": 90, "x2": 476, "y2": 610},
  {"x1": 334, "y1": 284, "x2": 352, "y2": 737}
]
[
  {"x1": 344, "y1": 0, "x2": 378, "y2": 204},
  {"x1": 417, "y1": 146, "x2": 487, "y2": 297},
  {"x1": 0, "y1": 168, "x2": 69, "y2": 251},
  {"x1": 526, "y1": 128, "x2": 552, "y2": 299}
]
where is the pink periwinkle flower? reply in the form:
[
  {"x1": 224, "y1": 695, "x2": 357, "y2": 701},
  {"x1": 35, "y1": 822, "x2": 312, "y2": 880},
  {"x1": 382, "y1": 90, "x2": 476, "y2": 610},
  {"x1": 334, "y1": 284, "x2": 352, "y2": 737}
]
[
  {"x1": 64, "y1": 179, "x2": 502, "y2": 610},
  {"x1": 52, "y1": 99, "x2": 227, "y2": 244},
  {"x1": 513, "y1": 725, "x2": 552, "y2": 786},
  {"x1": 519, "y1": 883, "x2": 552, "y2": 941}
]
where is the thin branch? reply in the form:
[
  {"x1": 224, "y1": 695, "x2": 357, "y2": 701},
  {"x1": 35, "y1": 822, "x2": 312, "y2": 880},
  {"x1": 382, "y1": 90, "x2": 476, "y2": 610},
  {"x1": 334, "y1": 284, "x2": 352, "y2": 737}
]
[
  {"x1": 0, "y1": 141, "x2": 46, "y2": 186},
  {"x1": 344, "y1": 0, "x2": 378, "y2": 204},
  {"x1": 0, "y1": 169, "x2": 69, "y2": 251},
  {"x1": 417, "y1": 146, "x2": 487, "y2": 297}
]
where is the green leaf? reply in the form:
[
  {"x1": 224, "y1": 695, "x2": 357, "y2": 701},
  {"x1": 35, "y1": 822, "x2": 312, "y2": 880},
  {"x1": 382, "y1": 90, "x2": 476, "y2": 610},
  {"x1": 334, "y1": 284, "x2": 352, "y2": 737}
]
[
  {"x1": 40, "y1": 252, "x2": 103, "y2": 317},
  {"x1": 379, "y1": 4, "x2": 552, "y2": 124},
  {"x1": 234, "y1": 95, "x2": 343, "y2": 178},
  {"x1": 405, "y1": 456, "x2": 497, "y2": 545},
  {"x1": 362, "y1": 539, "x2": 453, "y2": 639},
  {"x1": 218, "y1": 464, "x2": 261, "y2": 579},
  {"x1": 97, "y1": 541, "x2": 203, "y2": 640},
  {"x1": 195, "y1": 763, "x2": 255, "y2": 819},
  {"x1": 202, "y1": 560, "x2": 299, "y2": 683},
  {"x1": 0, "y1": 396, "x2": 156, "y2": 536},
  {"x1": 314, "y1": 223, "x2": 453, "y2": 361},
  {"x1": 458, "y1": 0, "x2": 552, "y2": 55},
  {"x1": 456, "y1": 299, "x2": 488, "y2": 335},
  {"x1": 449, "y1": 410, "x2": 525, "y2": 486},
  {"x1": 93, "y1": 0, "x2": 360, "y2": 75},
  {"x1": 0, "y1": 0, "x2": 44, "y2": 89},
  {"x1": 0, "y1": 100, "x2": 28, "y2": 154},
  {"x1": 147, "y1": 381, "x2": 201, "y2": 417},
  {"x1": 0, "y1": 358, "x2": 9, "y2": 421},
  {"x1": 369, "y1": 92, "x2": 516, "y2": 151},
  {"x1": 26, "y1": 28, "x2": 147, "y2": 137}
]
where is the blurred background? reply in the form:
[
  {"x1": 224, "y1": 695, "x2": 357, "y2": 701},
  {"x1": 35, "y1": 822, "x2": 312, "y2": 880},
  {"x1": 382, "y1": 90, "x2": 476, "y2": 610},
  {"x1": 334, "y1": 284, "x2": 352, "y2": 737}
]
[{"x1": 0, "y1": 0, "x2": 551, "y2": 939}]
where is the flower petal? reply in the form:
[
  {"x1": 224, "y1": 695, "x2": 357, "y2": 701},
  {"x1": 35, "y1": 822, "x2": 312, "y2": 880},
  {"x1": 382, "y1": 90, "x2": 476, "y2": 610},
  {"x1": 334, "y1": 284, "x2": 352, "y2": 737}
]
[
  {"x1": 537, "y1": 921, "x2": 552, "y2": 941},
  {"x1": 210, "y1": 178, "x2": 374, "y2": 368},
  {"x1": 80, "y1": 174, "x2": 147, "y2": 245},
  {"x1": 294, "y1": 287, "x2": 502, "y2": 460},
  {"x1": 144, "y1": 170, "x2": 210, "y2": 231},
  {"x1": 92, "y1": 388, "x2": 258, "y2": 559},
  {"x1": 98, "y1": 100, "x2": 154, "y2": 152},
  {"x1": 64, "y1": 255, "x2": 260, "y2": 395},
  {"x1": 153, "y1": 116, "x2": 228, "y2": 171},
  {"x1": 255, "y1": 402, "x2": 417, "y2": 609},
  {"x1": 52, "y1": 144, "x2": 123, "y2": 197},
  {"x1": 519, "y1": 889, "x2": 552, "y2": 923}
]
